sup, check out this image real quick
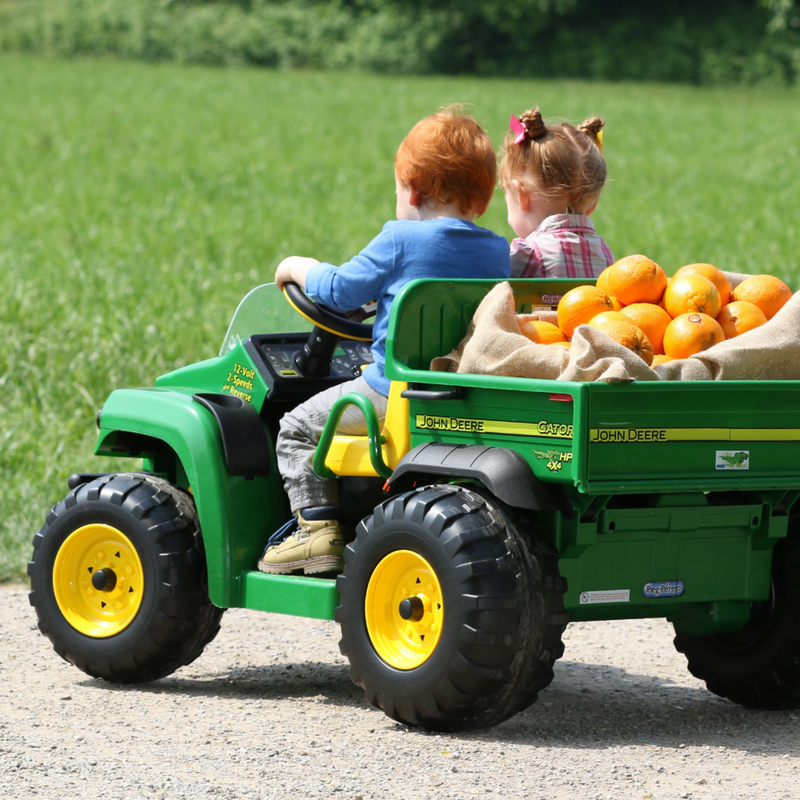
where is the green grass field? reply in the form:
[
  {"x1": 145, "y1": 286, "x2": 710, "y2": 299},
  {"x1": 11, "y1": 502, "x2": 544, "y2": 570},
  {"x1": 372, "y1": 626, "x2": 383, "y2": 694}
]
[{"x1": 1, "y1": 53, "x2": 799, "y2": 581}]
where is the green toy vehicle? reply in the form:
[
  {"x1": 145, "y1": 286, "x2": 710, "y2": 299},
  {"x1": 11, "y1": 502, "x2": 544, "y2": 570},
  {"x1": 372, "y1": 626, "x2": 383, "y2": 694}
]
[{"x1": 29, "y1": 278, "x2": 800, "y2": 732}]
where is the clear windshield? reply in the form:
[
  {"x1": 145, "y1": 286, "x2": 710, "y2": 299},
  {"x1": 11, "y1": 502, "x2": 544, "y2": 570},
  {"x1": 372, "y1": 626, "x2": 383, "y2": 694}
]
[{"x1": 220, "y1": 283, "x2": 314, "y2": 355}]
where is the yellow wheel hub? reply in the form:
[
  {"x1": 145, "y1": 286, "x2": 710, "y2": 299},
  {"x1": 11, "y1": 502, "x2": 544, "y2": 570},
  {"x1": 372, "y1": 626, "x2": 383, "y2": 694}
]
[
  {"x1": 365, "y1": 550, "x2": 444, "y2": 670},
  {"x1": 53, "y1": 524, "x2": 144, "y2": 638}
]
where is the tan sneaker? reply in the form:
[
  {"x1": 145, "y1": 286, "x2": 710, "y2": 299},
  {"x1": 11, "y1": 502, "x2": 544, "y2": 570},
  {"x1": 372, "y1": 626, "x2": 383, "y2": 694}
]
[{"x1": 258, "y1": 511, "x2": 345, "y2": 575}]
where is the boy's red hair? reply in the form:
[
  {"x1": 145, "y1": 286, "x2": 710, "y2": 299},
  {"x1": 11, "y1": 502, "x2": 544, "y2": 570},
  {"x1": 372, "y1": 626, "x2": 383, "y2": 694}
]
[{"x1": 395, "y1": 106, "x2": 496, "y2": 216}]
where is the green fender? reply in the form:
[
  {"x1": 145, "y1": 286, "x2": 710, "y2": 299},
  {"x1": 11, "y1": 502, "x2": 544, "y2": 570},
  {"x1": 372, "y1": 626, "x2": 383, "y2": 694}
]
[{"x1": 95, "y1": 387, "x2": 287, "y2": 608}]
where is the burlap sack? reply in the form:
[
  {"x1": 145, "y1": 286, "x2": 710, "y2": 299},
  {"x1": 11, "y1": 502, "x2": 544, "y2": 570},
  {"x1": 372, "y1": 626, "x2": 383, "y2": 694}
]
[{"x1": 430, "y1": 273, "x2": 800, "y2": 382}]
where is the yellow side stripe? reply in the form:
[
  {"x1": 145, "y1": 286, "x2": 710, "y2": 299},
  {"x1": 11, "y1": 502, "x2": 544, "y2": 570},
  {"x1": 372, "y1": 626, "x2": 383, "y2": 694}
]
[
  {"x1": 589, "y1": 428, "x2": 800, "y2": 443},
  {"x1": 415, "y1": 414, "x2": 573, "y2": 439},
  {"x1": 733, "y1": 429, "x2": 800, "y2": 441}
]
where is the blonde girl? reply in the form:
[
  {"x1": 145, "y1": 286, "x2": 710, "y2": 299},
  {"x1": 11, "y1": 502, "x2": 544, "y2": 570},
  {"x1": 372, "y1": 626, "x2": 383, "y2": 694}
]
[{"x1": 500, "y1": 107, "x2": 613, "y2": 279}]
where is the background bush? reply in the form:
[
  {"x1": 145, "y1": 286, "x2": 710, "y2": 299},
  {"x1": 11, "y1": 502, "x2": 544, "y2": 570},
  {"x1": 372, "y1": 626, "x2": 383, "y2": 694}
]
[{"x1": 1, "y1": 0, "x2": 799, "y2": 84}]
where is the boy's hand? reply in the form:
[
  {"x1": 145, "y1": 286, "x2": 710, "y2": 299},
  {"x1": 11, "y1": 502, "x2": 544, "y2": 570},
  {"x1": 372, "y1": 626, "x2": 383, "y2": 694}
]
[{"x1": 274, "y1": 257, "x2": 320, "y2": 290}]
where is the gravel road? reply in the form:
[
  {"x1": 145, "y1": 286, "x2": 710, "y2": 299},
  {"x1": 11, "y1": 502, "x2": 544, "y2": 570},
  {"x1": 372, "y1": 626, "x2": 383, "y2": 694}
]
[{"x1": 1, "y1": 583, "x2": 797, "y2": 800}]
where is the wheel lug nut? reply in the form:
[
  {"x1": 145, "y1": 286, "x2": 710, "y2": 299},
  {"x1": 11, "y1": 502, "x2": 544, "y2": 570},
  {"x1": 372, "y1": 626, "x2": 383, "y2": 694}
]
[
  {"x1": 398, "y1": 596, "x2": 425, "y2": 621},
  {"x1": 91, "y1": 567, "x2": 117, "y2": 592}
]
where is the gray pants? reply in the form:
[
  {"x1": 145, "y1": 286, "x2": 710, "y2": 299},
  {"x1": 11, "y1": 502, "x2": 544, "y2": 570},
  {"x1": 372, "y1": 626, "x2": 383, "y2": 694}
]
[{"x1": 276, "y1": 375, "x2": 389, "y2": 512}]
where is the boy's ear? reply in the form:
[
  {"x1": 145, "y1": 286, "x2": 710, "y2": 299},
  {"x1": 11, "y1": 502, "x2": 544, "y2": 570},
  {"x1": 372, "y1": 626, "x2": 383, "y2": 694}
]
[{"x1": 408, "y1": 183, "x2": 423, "y2": 208}]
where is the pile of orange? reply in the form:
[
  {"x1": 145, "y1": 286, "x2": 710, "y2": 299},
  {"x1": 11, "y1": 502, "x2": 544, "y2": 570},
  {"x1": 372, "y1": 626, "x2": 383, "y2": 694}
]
[{"x1": 519, "y1": 254, "x2": 794, "y2": 366}]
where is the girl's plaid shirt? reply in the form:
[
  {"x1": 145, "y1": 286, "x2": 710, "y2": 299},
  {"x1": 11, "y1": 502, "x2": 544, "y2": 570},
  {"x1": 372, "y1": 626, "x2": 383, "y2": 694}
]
[{"x1": 510, "y1": 213, "x2": 614, "y2": 279}]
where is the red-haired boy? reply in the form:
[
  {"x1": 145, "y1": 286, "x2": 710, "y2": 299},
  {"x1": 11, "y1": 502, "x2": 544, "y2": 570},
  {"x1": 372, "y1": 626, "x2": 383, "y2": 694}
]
[{"x1": 260, "y1": 106, "x2": 510, "y2": 574}]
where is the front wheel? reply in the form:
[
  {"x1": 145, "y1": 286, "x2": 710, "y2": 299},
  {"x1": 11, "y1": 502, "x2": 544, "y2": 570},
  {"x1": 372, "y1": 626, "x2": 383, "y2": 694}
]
[
  {"x1": 29, "y1": 473, "x2": 223, "y2": 683},
  {"x1": 673, "y1": 517, "x2": 800, "y2": 709},
  {"x1": 336, "y1": 485, "x2": 566, "y2": 731}
]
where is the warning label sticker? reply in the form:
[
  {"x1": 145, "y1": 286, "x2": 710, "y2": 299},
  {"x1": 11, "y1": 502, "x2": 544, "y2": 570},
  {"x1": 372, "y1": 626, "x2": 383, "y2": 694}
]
[{"x1": 579, "y1": 589, "x2": 631, "y2": 605}]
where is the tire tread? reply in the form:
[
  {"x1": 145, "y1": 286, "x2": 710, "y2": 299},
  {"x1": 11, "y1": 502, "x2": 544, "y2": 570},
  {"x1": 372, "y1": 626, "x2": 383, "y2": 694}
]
[
  {"x1": 29, "y1": 473, "x2": 224, "y2": 684},
  {"x1": 337, "y1": 485, "x2": 565, "y2": 731}
]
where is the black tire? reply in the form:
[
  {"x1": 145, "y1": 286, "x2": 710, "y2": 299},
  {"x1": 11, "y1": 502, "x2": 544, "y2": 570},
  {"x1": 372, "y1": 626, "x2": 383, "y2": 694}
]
[
  {"x1": 335, "y1": 485, "x2": 566, "y2": 731},
  {"x1": 29, "y1": 473, "x2": 224, "y2": 683},
  {"x1": 673, "y1": 518, "x2": 800, "y2": 710}
]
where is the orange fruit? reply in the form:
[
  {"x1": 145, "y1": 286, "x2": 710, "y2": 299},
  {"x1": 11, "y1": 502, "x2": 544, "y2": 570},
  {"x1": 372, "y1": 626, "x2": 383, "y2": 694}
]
[
  {"x1": 731, "y1": 274, "x2": 792, "y2": 320},
  {"x1": 551, "y1": 340, "x2": 571, "y2": 347},
  {"x1": 673, "y1": 263, "x2": 731, "y2": 306},
  {"x1": 663, "y1": 273, "x2": 722, "y2": 319},
  {"x1": 651, "y1": 354, "x2": 673, "y2": 366},
  {"x1": 717, "y1": 300, "x2": 768, "y2": 338},
  {"x1": 588, "y1": 310, "x2": 630, "y2": 328},
  {"x1": 606, "y1": 255, "x2": 668, "y2": 305},
  {"x1": 519, "y1": 319, "x2": 567, "y2": 344},
  {"x1": 557, "y1": 285, "x2": 613, "y2": 338},
  {"x1": 619, "y1": 303, "x2": 672, "y2": 355},
  {"x1": 595, "y1": 266, "x2": 623, "y2": 309},
  {"x1": 663, "y1": 312, "x2": 725, "y2": 359},
  {"x1": 595, "y1": 266, "x2": 612, "y2": 296},
  {"x1": 593, "y1": 320, "x2": 654, "y2": 365}
]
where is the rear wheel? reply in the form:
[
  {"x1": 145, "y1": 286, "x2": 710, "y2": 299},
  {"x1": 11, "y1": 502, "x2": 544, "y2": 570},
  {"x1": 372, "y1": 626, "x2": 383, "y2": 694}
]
[
  {"x1": 673, "y1": 518, "x2": 800, "y2": 709},
  {"x1": 336, "y1": 485, "x2": 566, "y2": 731},
  {"x1": 29, "y1": 473, "x2": 223, "y2": 683}
]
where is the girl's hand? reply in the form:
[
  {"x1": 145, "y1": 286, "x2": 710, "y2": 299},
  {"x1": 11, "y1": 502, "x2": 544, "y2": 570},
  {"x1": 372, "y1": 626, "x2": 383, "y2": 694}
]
[{"x1": 274, "y1": 256, "x2": 320, "y2": 290}]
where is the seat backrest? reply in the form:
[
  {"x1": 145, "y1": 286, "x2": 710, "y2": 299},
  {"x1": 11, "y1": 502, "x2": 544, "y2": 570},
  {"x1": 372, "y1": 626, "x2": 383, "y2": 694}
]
[
  {"x1": 381, "y1": 380, "x2": 410, "y2": 467},
  {"x1": 322, "y1": 381, "x2": 410, "y2": 478},
  {"x1": 385, "y1": 277, "x2": 592, "y2": 379}
]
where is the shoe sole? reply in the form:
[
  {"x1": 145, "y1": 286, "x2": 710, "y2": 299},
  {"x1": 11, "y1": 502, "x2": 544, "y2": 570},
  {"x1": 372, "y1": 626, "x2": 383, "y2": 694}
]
[{"x1": 257, "y1": 555, "x2": 344, "y2": 576}]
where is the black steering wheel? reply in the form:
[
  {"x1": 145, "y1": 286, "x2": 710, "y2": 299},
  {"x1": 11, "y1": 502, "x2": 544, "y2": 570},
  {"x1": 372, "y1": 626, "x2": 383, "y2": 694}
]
[
  {"x1": 282, "y1": 282, "x2": 375, "y2": 378},
  {"x1": 282, "y1": 282, "x2": 374, "y2": 342}
]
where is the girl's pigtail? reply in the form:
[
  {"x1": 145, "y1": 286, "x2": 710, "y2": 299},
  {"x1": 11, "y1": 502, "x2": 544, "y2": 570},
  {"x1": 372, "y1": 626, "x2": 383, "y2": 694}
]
[
  {"x1": 577, "y1": 117, "x2": 605, "y2": 150},
  {"x1": 519, "y1": 108, "x2": 548, "y2": 141}
]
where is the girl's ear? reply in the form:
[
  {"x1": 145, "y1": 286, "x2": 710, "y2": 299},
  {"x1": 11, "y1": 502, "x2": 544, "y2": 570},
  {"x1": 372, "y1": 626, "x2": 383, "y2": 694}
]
[
  {"x1": 584, "y1": 199, "x2": 598, "y2": 215},
  {"x1": 512, "y1": 180, "x2": 532, "y2": 212}
]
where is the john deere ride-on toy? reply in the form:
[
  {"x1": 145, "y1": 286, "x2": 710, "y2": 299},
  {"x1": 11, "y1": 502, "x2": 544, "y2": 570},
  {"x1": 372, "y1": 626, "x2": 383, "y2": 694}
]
[{"x1": 30, "y1": 278, "x2": 800, "y2": 731}]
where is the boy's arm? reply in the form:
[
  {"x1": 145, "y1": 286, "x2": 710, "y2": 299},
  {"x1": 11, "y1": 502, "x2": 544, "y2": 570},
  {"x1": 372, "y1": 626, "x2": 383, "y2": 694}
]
[
  {"x1": 274, "y1": 256, "x2": 320, "y2": 290},
  {"x1": 304, "y1": 227, "x2": 395, "y2": 310}
]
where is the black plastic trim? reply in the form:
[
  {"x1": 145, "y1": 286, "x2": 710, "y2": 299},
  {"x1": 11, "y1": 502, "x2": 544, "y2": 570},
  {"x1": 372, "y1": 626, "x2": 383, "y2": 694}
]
[
  {"x1": 243, "y1": 335, "x2": 354, "y2": 403},
  {"x1": 389, "y1": 442, "x2": 560, "y2": 511},
  {"x1": 192, "y1": 393, "x2": 271, "y2": 479},
  {"x1": 68, "y1": 472, "x2": 114, "y2": 491},
  {"x1": 401, "y1": 384, "x2": 465, "y2": 401}
]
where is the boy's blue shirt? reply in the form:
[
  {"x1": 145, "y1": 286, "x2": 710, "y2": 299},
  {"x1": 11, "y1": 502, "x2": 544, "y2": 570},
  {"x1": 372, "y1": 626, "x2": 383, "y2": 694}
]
[{"x1": 304, "y1": 218, "x2": 510, "y2": 395}]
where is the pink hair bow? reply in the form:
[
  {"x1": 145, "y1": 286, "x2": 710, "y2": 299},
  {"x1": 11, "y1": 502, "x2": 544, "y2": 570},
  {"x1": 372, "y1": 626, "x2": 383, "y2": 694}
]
[{"x1": 509, "y1": 114, "x2": 526, "y2": 145}]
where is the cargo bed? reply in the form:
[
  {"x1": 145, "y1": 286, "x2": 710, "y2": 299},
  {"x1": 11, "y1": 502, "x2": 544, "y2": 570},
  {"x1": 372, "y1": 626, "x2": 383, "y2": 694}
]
[{"x1": 385, "y1": 278, "x2": 800, "y2": 630}]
